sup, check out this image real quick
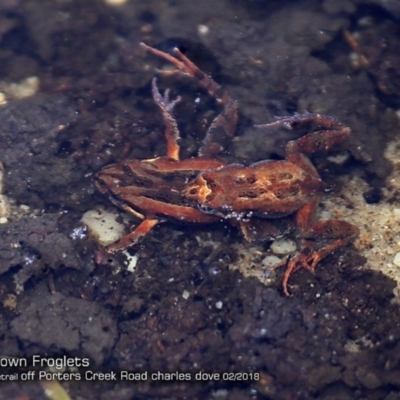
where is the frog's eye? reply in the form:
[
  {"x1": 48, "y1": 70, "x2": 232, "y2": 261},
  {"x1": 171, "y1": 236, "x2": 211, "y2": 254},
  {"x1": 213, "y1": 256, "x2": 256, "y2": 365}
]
[
  {"x1": 188, "y1": 188, "x2": 198, "y2": 195},
  {"x1": 95, "y1": 177, "x2": 113, "y2": 193}
]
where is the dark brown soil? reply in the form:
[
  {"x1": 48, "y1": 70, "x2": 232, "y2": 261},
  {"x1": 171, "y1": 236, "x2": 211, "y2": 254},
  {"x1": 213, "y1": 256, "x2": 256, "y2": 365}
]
[{"x1": 0, "y1": 0, "x2": 400, "y2": 399}]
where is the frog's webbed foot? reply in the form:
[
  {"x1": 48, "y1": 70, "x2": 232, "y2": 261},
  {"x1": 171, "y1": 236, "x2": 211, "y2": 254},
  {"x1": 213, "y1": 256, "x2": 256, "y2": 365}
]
[
  {"x1": 277, "y1": 248, "x2": 320, "y2": 297},
  {"x1": 141, "y1": 41, "x2": 224, "y2": 98},
  {"x1": 152, "y1": 77, "x2": 181, "y2": 112},
  {"x1": 276, "y1": 223, "x2": 358, "y2": 296}
]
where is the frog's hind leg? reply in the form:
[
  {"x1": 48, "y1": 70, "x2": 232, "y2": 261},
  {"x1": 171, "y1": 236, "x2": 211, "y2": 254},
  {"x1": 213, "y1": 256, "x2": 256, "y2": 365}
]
[
  {"x1": 278, "y1": 198, "x2": 359, "y2": 296},
  {"x1": 141, "y1": 42, "x2": 231, "y2": 105},
  {"x1": 141, "y1": 42, "x2": 238, "y2": 156},
  {"x1": 151, "y1": 77, "x2": 182, "y2": 161}
]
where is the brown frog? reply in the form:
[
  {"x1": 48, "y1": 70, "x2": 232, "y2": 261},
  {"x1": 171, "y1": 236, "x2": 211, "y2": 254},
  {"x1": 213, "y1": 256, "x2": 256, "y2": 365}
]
[{"x1": 95, "y1": 42, "x2": 359, "y2": 295}]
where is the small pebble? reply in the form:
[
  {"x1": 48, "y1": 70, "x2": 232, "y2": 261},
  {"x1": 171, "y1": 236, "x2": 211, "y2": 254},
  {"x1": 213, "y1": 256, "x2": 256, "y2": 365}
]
[
  {"x1": 393, "y1": 252, "x2": 400, "y2": 267},
  {"x1": 104, "y1": 0, "x2": 128, "y2": 5},
  {"x1": 270, "y1": 238, "x2": 297, "y2": 255},
  {"x1": 363, "y1": 187, "x2": 381, "y2": 204},
  {"x1": 262, "y1": 255, "x2": 281, "y2": 268},
  {"x1": 81, "y1": 207, "x2": 125, "y2": 246},
  {"x1": 123, "y1": 252, "x2": 139, "y2": 272},
  {"x1": 215, "y1": 301, "x2": 223, "y2": 309},
  {"x1": 198, "y1": 24, "x2": 209, "y2": 36}
]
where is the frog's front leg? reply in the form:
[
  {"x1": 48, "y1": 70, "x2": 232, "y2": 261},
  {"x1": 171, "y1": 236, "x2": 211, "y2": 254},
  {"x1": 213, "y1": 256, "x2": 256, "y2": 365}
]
[
  {"x1": 151, "y1": 77, "x2": 182, "y2": 160},
  {"x1": 105, "y1": 217, "x2": 159, "y2": 254},
  {"x1": 141, "y1": 42, "x2": 238, "y2": 156},
  {"x1": 280, "y1": 198, "x2": 359, "y2": 296}
]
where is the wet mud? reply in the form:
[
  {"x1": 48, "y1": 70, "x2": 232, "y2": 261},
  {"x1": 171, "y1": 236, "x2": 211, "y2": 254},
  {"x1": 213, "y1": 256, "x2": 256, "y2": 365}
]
[{"x1": 0, "y1": 0, "x2": 400, "y2": 399}]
